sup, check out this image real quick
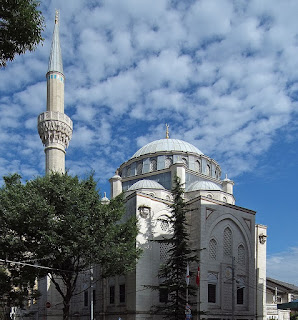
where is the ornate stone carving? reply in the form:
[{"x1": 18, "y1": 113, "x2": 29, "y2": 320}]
[{"x1": 38, "y1": 111, "x2": 73, "y2": 149}]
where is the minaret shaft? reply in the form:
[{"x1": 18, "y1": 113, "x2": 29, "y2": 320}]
[
  {"x1": 46, "y1": 71, "x2": 65, "y2": 113},
  {"x1": 38, "y1": 11, "x2": 72, "y2": 175}
]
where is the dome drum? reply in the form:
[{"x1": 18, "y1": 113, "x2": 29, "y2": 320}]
[{"x1": 118, "y1": 153, "x2": 221, "y2": 181}]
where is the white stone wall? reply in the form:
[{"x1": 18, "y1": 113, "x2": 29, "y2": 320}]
[
  {"x1": 188, "y1": 196, "x2": 256, "y2": 319},
  {"x1": 256, "y1": 224, "x2": 267, "y2": 320}
]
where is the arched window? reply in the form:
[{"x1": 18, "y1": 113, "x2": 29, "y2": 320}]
[
  {"x1": 223, "y1": 227, "x2": 232, "y2": 257},
  {"x1": 121, "y1": 167, "x2": 127, "y2": 178},
  {"x1": 195, "y1": 160, "x2": 201, "y2": 173},
  {"x1": 215, "y1": 167, "x2": 220, "y2": 179},
  {"x1": 165, "y1": 157, "x2": 173, "y2": 169},
  {"x1": 160, "y1": 243, "x2": 170, "y2": 263},
  {"x1": 209, "y1": 239, "x2": 217, "y2": 260},
  {"x1": 150, "y1": 159, "x2": 157, "y2": 172},
  {"x1": 208, "y1": 273, "x2": 218, "y2": 303},
  {"x1": 126, "y1": 166, "x2": 131, "y2": 177},
  {"x1": 238, "y1": 244, "x2": 245, "y2": 265},
  {"x1": 137, "y1": 162, "x2": 143, "y2": 175},
  {"x1": 206, "y1": 164, "x2": 211, "y2": 176},
  {"x1": 182, "y1": 157, "x2": 188, "y2": 167}
]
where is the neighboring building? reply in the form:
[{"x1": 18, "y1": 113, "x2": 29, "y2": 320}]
[
  {"x1": 266, "y1": 278, "x2": 298, "y2": 320},
  {"x1": 22, "y1": 11, "x2": 269, "y2": 320}
]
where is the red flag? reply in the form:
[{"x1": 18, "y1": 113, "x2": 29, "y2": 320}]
[{"x1": 196, "y1": 266, "x2": 200, "y2": 286}]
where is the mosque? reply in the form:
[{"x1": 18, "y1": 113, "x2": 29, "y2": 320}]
[{"x1": 26, "y1": 12, "x2": 268, "y2": 320}]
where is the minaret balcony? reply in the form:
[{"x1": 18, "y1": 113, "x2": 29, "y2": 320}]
[{"x1": 38, "y1": 111, "x2": 73, "y2": 149}]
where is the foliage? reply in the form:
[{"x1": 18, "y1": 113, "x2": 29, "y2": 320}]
[
  {"x1": 153, "y1": 176, "x2": 197, "y2": 320},
  {"x1": 0, "y1": 265, "x2": 39, "y2": 320},
  {"x1": 0, "y1": 173, "x2": 141, "y2": 320},
  {"x1": 0, "y1": 0, "x2": 44, "y2": 67}
]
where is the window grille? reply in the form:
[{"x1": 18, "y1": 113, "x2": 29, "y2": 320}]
[
  {"x1": 209, "y1": 239, "x2": 217, "y2": 260},
  {"x1": 223, "y1": 227, "x2": 232, "y2": 257},
  {"x1": 150, "y1": 159, "x2": 157, "y2": 172},
  {"x1": 238, "y1": 244, "x2": 245, "y2": 265}
]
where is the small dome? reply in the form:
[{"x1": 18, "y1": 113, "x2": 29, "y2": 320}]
[
  {"x1": 132, "y1": 139, "x2": 203, "y2": 159},
  {"x1": 186, "y1": 180, "x2": 222, "y2": 192},
  {"x1": 128, "y1": 179, "x2": 165, "y2": 191}
]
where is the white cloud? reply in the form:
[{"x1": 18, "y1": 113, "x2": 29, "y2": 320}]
[
  {"x1": 267, "y1": 248, "x2": 298, "y2": 286},
  {"x1": 1, "y1": 0, "x2": 298, "y2": 191}
]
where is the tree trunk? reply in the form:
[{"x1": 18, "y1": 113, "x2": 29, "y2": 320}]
[
  {"x1": 63, "y1": 286, "x2": 73, "y2": 320},
  {"x1": 63, "y1": 300, "x2": 70, "y2": 320}
]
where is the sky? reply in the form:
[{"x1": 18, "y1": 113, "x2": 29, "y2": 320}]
[{"x1": 1, "y1": 0, "x2": 298, "y2": 285}]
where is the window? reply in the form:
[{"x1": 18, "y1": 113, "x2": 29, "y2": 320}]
[
  {"x1": 195, "y1": 160, "x2": 201, "y2": 172},
  {"x1": 109, "y1": 285, "x2": 115, "y2": 304},
  {"x1": 237, "y1": 287, "x2": 244, "y2": 305},
  {"x1": 150, "y1": 159, "x2": 157, "y2": 172},
  {"x1": 159, "y1": 287, "x2": 168, "y2": 303},
  {"x1": 206, "y1": 164, "x2": 211, "y2": 175},
  {"x1": 137, "y1": 162, "x2": 143, "y2": 175},
  {"x1": 121, "y1": 167, "x2": 127, "y2": 178},
  {"x1": 208, "y1": 284, "x2": 216, "y2": 303},
  {"x1": 165, "y1": 157, "x2": 173, "y2": 168},
  {"x1": 84, "y1": 290, "x2": 88, "y2": 307},
  {"x1": 182, "y1": 158, "x2": 188, "y2": 167},
  {"x1": 208, "y1": 273, "x2": 218, "y2": 303},
  {"x1": 119, "y1": 284, "x2": 125, "y2": 303},
  {"x1": 223, "y1": 227, "x2": 232, "y2": 257},
  {"x1": 160, "y1": 242, "x2": 170, "y2": 263},
  {"x1": 238, "y1": 245, "x2": 245, "y2": 265},
  {"x1": 126, "y1": 166, "x2": 131, "y2": 176},
  {"x1": 209, "y1": 239, "x2": 217, "y2": 260},
  {"x1": 237, "y1": 277, "x2": 245, "y2": 305},
  {"x1": 160, "y1": 220, "x2": 169, "y2": 231}
]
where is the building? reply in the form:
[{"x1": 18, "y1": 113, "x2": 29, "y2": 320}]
[
  {"x1": 266, "y1": 278, "x2": 298, "y2": 320},
  {"x1": 26, "y1": 12, "x2": 268, "y2": 320},
  {"x1": 91, "y1": 137, "x2": 267, "y2": 320}
]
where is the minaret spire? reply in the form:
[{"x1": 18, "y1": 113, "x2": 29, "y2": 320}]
[
  {"x1": 48, "y1": 10, "x2": 63, "y2": 76},
  {"x1": 38, "y1": 11, "x2": 73, "y2": 174}
]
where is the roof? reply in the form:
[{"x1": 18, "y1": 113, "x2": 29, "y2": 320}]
[
  {"x1": 267, "y1": 277, "x2": 298, "y2": 293},
  {"x1": 132, "y1": 139, "x2": 203, "y2": 159},
  {"x1": 186, "y1": 180, "x2": 222, "y2": 192},
  {"x1": 47, "y1": 11, "x2": 64, "y2": 75},
  {"x1": 128, "y1": 179, "x2": 165, "y2": 191}
]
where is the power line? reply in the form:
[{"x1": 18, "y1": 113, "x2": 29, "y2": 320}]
[{"x1": 0, "y1": 258, "x2": 71, "y2": 272}]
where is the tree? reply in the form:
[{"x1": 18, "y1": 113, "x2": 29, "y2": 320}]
[
  {"x1": 0, "y1": 265, "x2": 39, "y2": 320},
  {"x1": 0, "y1": 0, "x2": 44, "y2": 67},
  {"x1": 0, "y1": 173, "x2": 141, "y2": 320},
  {"x1": 153, "y1": 176, "x2": 197, "y2": 320}
]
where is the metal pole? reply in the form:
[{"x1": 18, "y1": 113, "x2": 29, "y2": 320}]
[
  {"x1": 90, "y1": 266, "x2": 94, "y2": 320},
  {"x1": 232, "y1": 257, "x2": 235, "y2": 320}
]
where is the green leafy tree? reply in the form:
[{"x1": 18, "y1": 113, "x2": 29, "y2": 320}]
[
  {"x1": 0, "y1": 173, "x2": 141, "y2": 320},
  {"x1": 0, "y1": 265, "x2": 39, "y2": 320},
  {"x1": 154, "y1": 176, "x2": 197, "y2": 320},
  {"x1": 0, "y1": 0, "x2": 44, "y2": 67}
]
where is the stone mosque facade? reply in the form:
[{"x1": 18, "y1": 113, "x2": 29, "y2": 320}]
[{"x1": 23, "y1": 12, "x2": 268, "y2": 320}]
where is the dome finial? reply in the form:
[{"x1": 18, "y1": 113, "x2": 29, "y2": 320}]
[
  {"x1": 165, "y1": 123, "x2": 170, "y2": 139},
  {"x1": 55, "y1": 9, "x2": 59, "y2": 24}
]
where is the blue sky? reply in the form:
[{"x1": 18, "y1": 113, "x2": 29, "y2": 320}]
[{"x1": 1, "y1": 0, "x2": 298, "y2": 285}]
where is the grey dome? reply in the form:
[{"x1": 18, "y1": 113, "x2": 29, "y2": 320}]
[
  {"x1": 186, "y1": 180, "x2": 222, "y2": 192},
  {"x1": 132, "y1": 139, "x2": 203, "y2": 158},
  {"x1": 128, "y1": 179, "x2": 165, "y2": 191}
]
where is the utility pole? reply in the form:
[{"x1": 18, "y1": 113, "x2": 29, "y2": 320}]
[
  {"x1": 232, "y1": 257, "x2": 235, "y2": 320},
  {"x1": 90, "y1": 266, "x2": 94, "y2": 320}
]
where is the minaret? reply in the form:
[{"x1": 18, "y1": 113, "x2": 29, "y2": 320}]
[{"x1": 38, "y1": 11, "x2": 73, "y2": 174}]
